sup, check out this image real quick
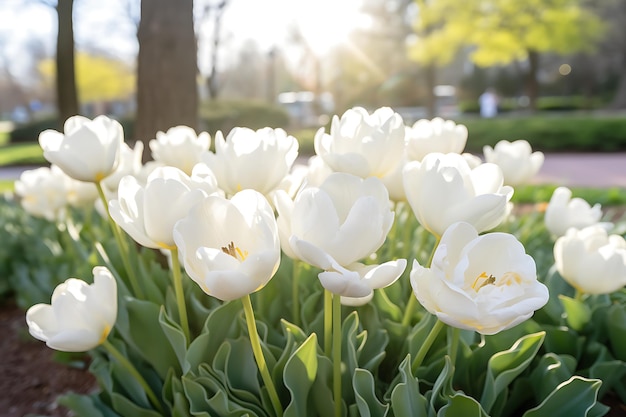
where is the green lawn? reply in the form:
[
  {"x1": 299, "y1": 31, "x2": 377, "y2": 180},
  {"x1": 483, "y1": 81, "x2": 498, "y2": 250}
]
[{"x1": 0, "y1": 143, "x2": 45, "y2": 166}]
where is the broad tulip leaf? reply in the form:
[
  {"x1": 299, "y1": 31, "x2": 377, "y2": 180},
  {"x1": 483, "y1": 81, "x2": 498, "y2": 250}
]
[
  {"x1": 284, "y1": 333, "x2": 319, "y2": 417},
  {"x1": 115, "y1": 297, "x2": 181, "y2": 379},
  {"x1": 162, "y1": 370, "x2": 191, "y2": 417},
  {"x1": 480, "y1": 331, "x2": 545, "y2": 413},
  {"x1": 522, "y1": 376, "x2": 602, "y2": 417},
  {"x1": 437, "y1": 393, "x2": 489, "y2": 417},
  {"x1": 428, "y1": 355, "x2": 455, "y2": 415},
  {"x1": 589, "y1": 359, "x2": 626, "y2": 399},
  {"x1": 185, "y1": 300, "x2": 242, "y2": 373},
  {"x1": 390, "y1": 355, "x2": 428, "y2": 417},
  {"x1": 528, "y1": 353, "x2": 576, "y2": 402},
  {"x1": 158, "y1": 307, "x2": 188, "y2": 370},
  {"x1": 558, "y1": 295, "x2": 591, "y2": 332},
  {"x1": 353, "y1": 368, "x2": 389, "y2": 417},
  {"x1": 607, "y1": 303, "x2": 626, "y2": 362},
  {"x1": 58, "y1": 393, "x2": 118, "y2": 417},
  {"x1": 110, "y1": 392, "x2": 163, "y2": 417}
]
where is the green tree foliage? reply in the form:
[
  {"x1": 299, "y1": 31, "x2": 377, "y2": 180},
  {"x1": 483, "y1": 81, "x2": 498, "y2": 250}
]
[{"x1": 409, "y1": 0, "x2": 606, "y2": 109}]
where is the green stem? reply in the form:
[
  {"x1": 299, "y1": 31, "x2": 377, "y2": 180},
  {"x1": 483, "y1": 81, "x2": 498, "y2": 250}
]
[
  {"x1": 241, "y1": 295, "x2": 283, "y2": 417},
  {"x1": 411, "y1": 318, "x2": 444, "y2": 373},
  {"x1": 102, "y1": 339, "x2": 164, "y2": 413},
  {"x1": 401, "y1": 236, "x2": 440, "y2": 327},
  {"x1": 170, "y1": 248, "x2": 191, "y2": 344},
  {"x1": 332, "y1": 293, "x2": 342, "y2": 417},
  {"x1": 448, "y1": 326, "x2": 460, "y2": 367},
  {"x1": 96, "y1": 182, "x2": 144, "y2": 299},
  {"x1": 292, "y1": 259, "x2": 301, "y2": 327},
  {"x1": 324, "y1": 289, "x2": 333, "y2": 356}
]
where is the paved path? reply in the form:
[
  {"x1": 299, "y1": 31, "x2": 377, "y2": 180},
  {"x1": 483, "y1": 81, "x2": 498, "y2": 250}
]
[
  {"x1": 531, "y1": 153, "x2": 626, "y2": 188},
  {"x1": 1, "y1": 153, "x2": 625, "y2": 188}
]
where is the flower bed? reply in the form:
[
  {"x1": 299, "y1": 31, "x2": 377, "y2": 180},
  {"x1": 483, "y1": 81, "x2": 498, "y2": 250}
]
[{"x1": 4, "y1": 109, "x2": 626, "y2": 416}]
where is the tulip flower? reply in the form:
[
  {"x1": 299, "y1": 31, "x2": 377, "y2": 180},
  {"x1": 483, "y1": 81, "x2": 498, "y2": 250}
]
[
  {"x1": 202, "y1": 127, "x2": 298, "y2": 196},
  {"x1": 15, "y1": 166, "x2": 69, "y2": 221},
  {"x1": 545, "y1": 187, "x2": 606, "y2": 237},
  {"x1": 314, "y1": 106, "x2": 406, "y2": 178},
  {"x1": 38, "y1": 115, "x2": 123, "y2": 183},
  {"x1": 403, "y1": 152, "x2": 513, "y2": 237},
  {"x1": 411, "y1": 222, "x2": 549, "y2": 335},
  {"x1": 150, "y1": 126, "x2": 211, "y2": 175},
  {"x1": 173, "y1": 189, "x2": 281, "y2": 301},
  {"x1": 554, "y1": 225, "x2": 626, "y2": 294},
  {"x1": 276, "y1": 173, "x2": 406, "y2": 304},
  {"x1": 101, "y1": 142, "x2": 145, "y2": 193},
  {"x1": 483, "y1": 140, "x2": 544, "y2": 186},
  {"x1": 26, "y1": 266, "x2": 117, "y2": 352},
  {"x1": 405, "y1": 117, "x2": 468, "y2": 162},
  {"x1": 109, "y1": 167, "x2": 214, "y2": 250}
]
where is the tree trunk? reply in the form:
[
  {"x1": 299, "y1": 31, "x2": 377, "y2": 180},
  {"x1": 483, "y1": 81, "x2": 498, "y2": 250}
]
[
  {"x1": 206, "y1": 0, "x2": 227, "y2": 100},
  {"x1": 136, "y1": 0, "x2": 198, "y2": 161},
  {"x1": 56, "y1": 0, "x2": 79, "y2": 123},
  {"x1": 525, "y1": 50, "x2": 539, "y2": 112}
]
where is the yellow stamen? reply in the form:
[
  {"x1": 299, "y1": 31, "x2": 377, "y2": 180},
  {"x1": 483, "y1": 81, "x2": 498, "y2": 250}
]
[
  {"x1": 471, "y1": 271, "x2": 496, "y2": 291},
  {"x1": 221, "y1": 241, "x2": 248, "y2": 261}
]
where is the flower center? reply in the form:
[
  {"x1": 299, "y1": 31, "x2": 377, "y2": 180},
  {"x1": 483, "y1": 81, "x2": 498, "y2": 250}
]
[
  {"x1": 471, "y1": 271, "x2": 496, "y2": 291},
  {"x1": 221, "y1": 241, "x2": 248, "y2": 261},
  {"x1": 471, "y1": 271, "x2": 523, "y2": 292}
]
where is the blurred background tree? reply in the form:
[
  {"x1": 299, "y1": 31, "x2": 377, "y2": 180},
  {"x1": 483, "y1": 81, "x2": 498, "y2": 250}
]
[
  {"x1": 135, "y1": 0, "x2": 197, "y2": 160},
  {"x1": 409, "y1": 0, "x2": 605, "y2": 111}
]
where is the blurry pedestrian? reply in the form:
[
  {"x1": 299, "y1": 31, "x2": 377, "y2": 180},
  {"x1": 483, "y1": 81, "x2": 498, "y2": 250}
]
[{"x1": 479, "y1": 88, "x2": 498, "y2": 118}]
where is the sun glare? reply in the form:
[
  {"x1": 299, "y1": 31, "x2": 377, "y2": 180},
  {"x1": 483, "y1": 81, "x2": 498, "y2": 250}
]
[{"x1": 294, "y1": 0, "x2": 367, "y2": 54}]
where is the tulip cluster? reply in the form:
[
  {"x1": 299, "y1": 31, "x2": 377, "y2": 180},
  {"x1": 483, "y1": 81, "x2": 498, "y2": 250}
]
[{"x1": 16, "y1": 108, "x2": 626, "y2": 416}]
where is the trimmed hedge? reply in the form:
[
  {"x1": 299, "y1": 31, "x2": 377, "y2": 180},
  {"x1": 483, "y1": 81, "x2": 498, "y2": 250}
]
[
  {"x1": 460, "y1": 115, "x2": 626, "y2": 153},
  {"x1": 9, "y1": 100, "x2": 290, "y2": 144},
  {"x1": 199, "y1": 99, "x2": 290, "y2": 135}
]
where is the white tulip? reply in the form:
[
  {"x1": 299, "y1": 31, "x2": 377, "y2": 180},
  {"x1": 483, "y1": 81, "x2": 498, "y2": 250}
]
[
  {"x1": 405, "y1": 117, "x2": 468, "y2": 161},
  {"x1": 314, "y1": 106, "x2": 406, "y2": 178},
  {"x1": 15, "y1": 166, "x2": 69, "y2": 221},
  {"x1": 276, "y1": 173, "x2": 406, "y2": 304},
  {"x1": 554, "y1": 225, "x2": 626, "y2": 294},
  {"x1": 173, "y1": 189, "x2": 281, "y2": 301},
  {"x1": 150, "y1": 126, "x2": 210, "y2": 175},
  {"x1": 403, "y1": 153, "x2": 513, "y2": 237},
  {"x1": 545, "y1": 187, "x2": 607, "y2": 237},
  {"x1": 411, "y1": 222, "x2": 548, "y2": 335},
  {"x1": 38, "y1": 115, "x2": 123, "y2": 182},
  {"x1": 101, "y1": 141, "x2": 145, "y2": 193},
  {"x1": 202, "y1": 127, "x2": 298, "y2": 196},
  {"x1": 483, "y1": 140, "x2": 544, "y2": 186},
  {"x1": 109, "y1": 167, "x2": 213, "y2": 249},
  {"x1": 26, "y1": 266, "x2": 117, "y2": 352}
]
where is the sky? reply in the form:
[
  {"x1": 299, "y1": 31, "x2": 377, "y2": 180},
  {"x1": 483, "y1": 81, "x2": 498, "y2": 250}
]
[{"x1": 0, "y1": 0, "x2": 368, "y2": 84}]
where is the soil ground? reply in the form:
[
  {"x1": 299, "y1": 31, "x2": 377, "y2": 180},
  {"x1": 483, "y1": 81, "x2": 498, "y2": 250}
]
[{"x1": 0, "y1": 299, "x2": 95, "y2": 417}]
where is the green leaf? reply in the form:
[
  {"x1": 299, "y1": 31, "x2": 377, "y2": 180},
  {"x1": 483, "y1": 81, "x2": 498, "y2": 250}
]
[
  {"x1": 522, "y1": 377, "x2": 602, "y2": 417},
  {"x1": 428, "y1": 355, "x2": 455, "y2": 415},
  {"x1": 528, "y1": 353, "x2": 576, "y2": 402},
  {"x1": 437, "y1": 393, "x2": 489, "y2": 417},
  {"x1": 115, "y1": 297, "x2": 181, "y2": 379},
  {"x1": 390, "y1": 355, "x2": 429, "y2": 417},
  {"x1": 158, "y1": 306, "x2": 188, "y2": 370},
  {"x1": 559, "y1": 295, "x2": 591, "y2": 331},
  {"x1": 58, "y1": 393, "x2": 119, "y2": 417},
  {"x1": 607, "y1": 303, "x2": 626, "y2": 362},
  {"x1": 353, "y1": 368, "x2": 389, "y2": 417},
  {"x1": 284, "y1": 333, "x2": 319, "y2": 417},
  {"x1": 185, "y1": 300, "x2": 242, "y2": 373},
  {"x1": 480, "y1": 331, "x2": 545, "y2": 413}
]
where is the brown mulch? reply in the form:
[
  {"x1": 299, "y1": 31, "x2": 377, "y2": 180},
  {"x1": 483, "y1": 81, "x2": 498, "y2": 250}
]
[{"x1": 0, "y1": 299, "x2": 96, "y2": 417}]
